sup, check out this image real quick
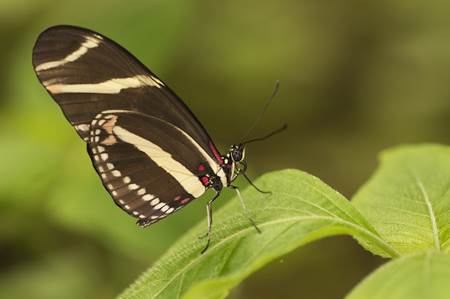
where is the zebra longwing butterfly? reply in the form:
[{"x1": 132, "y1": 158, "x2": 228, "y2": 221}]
[{"x1": 32, "y1": 25, "x2": 281, "y2": 252}]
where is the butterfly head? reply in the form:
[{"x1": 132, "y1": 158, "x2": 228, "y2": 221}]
[
  {"x1": 224, "y1": 144, "x2": 247, "y2": 183},
  {"x1": 230, "y1": 144, "x2": 246, "y2": 163}
]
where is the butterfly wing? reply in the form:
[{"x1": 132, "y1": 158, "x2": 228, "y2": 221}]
[{"x1": 32, "y1": 25, "x2": 227, "y2": 225}]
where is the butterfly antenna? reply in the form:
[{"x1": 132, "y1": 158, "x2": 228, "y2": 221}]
[
  {"x1": 240, "y1": 80, "x2": 280, "y2": 143},
  {"x1": 241, "y1": 123, "x2": 287, "y2": 145}
]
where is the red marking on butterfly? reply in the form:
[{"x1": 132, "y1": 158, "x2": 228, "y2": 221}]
[
  {"x1": 198, "y1": 164, "x2": 206, "y2": 171},
  {"x1": 200, "y1": 176, "x2": 209, "y2": 186},
  {"x1": 209, "y1": 142, "x2": 224, "y2": 165},
  {"x1": 181, "y1": 197, "x2": 191, "y2": 205}
]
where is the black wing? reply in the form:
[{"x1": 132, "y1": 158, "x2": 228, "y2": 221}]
[
  {"x1": 32, "y1": 25, "x2": 224, "y2": 164},
  {"x1": 32, "y1": 25, "x2": 227, "y2": 225}
]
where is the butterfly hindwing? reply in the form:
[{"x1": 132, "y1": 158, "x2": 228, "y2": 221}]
[{"x1": 86, "y1": 110, "x2": 222, "y2": 225}]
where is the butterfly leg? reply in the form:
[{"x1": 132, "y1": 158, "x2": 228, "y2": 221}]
[
  {"x1": 200, "y1": 192, "x2": 221, "y2": 254},
  {"x1": 238, "y1": 161, "x2": 271, "y2": 195},
  {"x1": 230, "y1": 185, "x2": 262, "y2": 234},
  {"x1": 242, "y1": 172, "x2": 271, "y2": 195}
]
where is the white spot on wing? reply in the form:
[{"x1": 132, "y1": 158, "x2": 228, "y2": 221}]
[
  {"x1": 75, "y1": 124, "x2": 90, "y2": 132},
  {"x1": 97, "y1": 146, "x2": 105, "y2": 153},
  {"x1": 150, "y1": 198, "x2": 160, "y2": 206},
  {"x1": 128, "y1": 184, "x2": 139, "y2": 190},
  {"x1": 154, "y1": 202, "x2": 165, "y2": 210},
  {"x1": 143, "y1": 194, "x2": 154, "y2": 201}
]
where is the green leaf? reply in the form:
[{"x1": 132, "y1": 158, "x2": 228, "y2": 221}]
[
  {"x1": 346, "y1": 251, "x2": 450, "y2": 299},
  {"x1": 352, "y1": 144, "x2": 450, "y2": 255},
  {"x1": 119, "y1": 169, "x2": 396, "y2": 299}
]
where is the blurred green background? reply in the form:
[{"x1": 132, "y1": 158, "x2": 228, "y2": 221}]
[{"x1": 1, "y1": 0, "x2": 449, "y2": 298}]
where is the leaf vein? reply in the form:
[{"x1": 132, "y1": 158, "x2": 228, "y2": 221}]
[{"x1": 413, "y1": 173, "x2": 441, "y2": 250}]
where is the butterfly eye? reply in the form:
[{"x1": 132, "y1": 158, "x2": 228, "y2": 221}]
[{"x1": 232, "y1": 151, "x2": 241, "y2": 161}]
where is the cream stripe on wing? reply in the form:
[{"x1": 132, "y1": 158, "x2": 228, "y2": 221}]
[
  {"x1": 112, "y1": 125, "x2": 206, "y2": 198},
  {"x1": 44, "y1": 75, "x2": 161, "y2": 94},
  {"x1": 35, "y1": 35, "x2": 101, "y2": 72}
]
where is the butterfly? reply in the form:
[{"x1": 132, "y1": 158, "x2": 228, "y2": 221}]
[{"x1": 32, "y1": 25, "x2": 284, "y2": 252}]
